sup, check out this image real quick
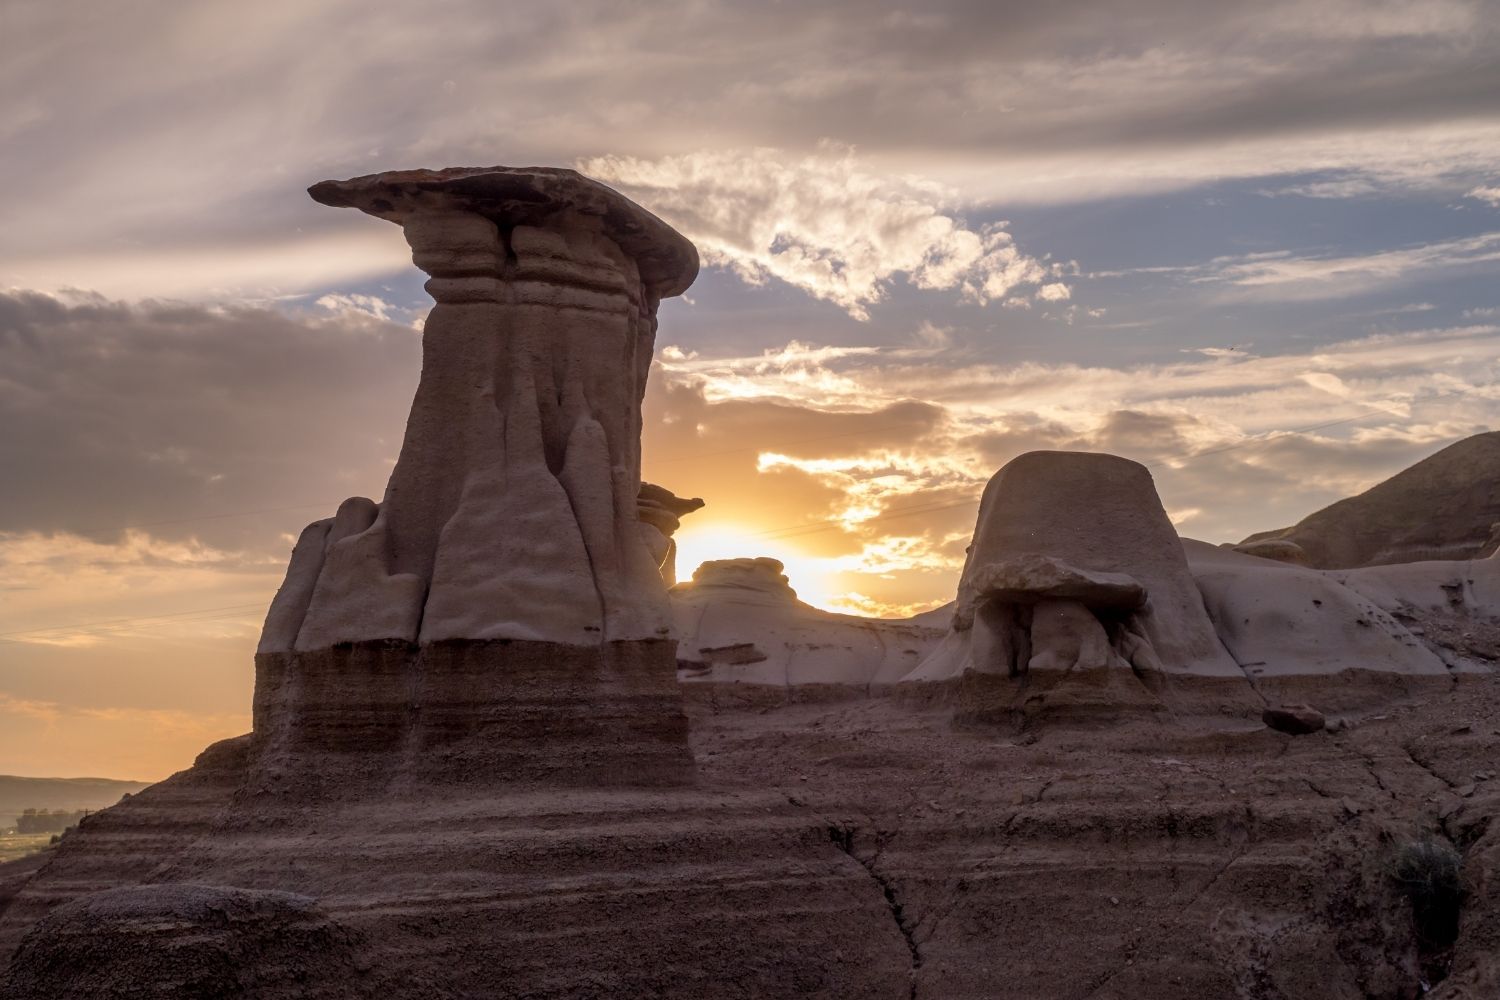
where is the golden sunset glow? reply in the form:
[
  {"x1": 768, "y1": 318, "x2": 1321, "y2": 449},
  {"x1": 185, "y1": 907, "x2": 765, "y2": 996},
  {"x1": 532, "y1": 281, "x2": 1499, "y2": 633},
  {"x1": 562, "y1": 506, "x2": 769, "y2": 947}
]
[{"x1": 670, "y1": 520, "x2": 844, "y2": 610}]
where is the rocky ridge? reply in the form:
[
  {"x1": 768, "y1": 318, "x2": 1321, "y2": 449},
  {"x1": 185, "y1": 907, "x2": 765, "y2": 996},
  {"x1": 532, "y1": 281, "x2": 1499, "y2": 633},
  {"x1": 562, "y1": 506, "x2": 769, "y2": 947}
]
[{"x1": 1241, "y1": 431, "x2": 1500, "y2": 569}]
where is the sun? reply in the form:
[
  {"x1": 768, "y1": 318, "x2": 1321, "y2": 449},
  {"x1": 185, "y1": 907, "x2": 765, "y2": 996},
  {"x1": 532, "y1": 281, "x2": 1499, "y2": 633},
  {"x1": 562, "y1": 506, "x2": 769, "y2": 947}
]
[{"x1": 670, "y1": 520, "x2": 840, "y2": 609}]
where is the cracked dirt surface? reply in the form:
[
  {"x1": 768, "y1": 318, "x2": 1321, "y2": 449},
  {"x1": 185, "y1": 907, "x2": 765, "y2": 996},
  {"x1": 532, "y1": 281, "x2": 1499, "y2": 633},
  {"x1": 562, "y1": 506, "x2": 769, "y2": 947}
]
[
  {"x1": 1, "y1": 676, "x2": 1496, "y2": 999},
  {"x1": 691, "y1": 675, "x2": 1500, "y2": 999}
]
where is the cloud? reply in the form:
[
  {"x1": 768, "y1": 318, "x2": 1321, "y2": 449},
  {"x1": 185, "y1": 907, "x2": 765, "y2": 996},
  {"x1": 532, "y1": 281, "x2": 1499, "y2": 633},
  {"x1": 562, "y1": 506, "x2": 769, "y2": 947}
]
[
  {"x1": 0, "y1": 289, "x2": 418, "y2": 553},
  {"x1": 5, "y1": 0, "x2": 1497, "y2": 299},
  {"x1": 1469, "y1": 185, "x2": 1500, "y2": 207},
  {"x1": 0, "y1": 530, "x2": 277, "y2": 648},
  {"x1": 643, "y1": 321, "x2": 1500, "y2": 618},
  {"x1": 581, "y1": 147, "x2": 1059, "y2": 319},
  {"x1": 1259, "y1": 176, "x2": 1384, "y2": 199},
  {"x1": 1166, "y1": 231, "x2": 1500, "y2": 301}
]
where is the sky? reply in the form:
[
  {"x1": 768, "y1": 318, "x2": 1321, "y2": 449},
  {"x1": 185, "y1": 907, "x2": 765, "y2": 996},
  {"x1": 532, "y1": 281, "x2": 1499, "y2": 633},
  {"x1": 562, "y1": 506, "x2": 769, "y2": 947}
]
[{"x1": 3, "y1": 0, "x2": 1500, "y2": 779}]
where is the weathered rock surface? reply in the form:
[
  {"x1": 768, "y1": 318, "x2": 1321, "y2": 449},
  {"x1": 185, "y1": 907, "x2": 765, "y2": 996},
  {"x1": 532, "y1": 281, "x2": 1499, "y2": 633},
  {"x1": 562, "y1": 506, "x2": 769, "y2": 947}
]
[
  {"x1": 1184, "y1": 539, "x2": 1453, "y2": 710},
  {"x1": 250, "y1": 166, "x2": 705, "y2": 790},
  {"x1": 1230, "y1": 538, "x2": 1311, "y2": 565},
  {"x1": 907, "y1": 451, "x2": 1251, "y2": 720},
  {"x1": 6, "y1": 686, "x2": 1498, "y2": 999},
  {"x1": 1242, "y1": 431, "x2": 1500, "y2": 569},
  {"x1": 637, "y1": 482, "x2": 704, "y2": 586},
  {"x1": 4, "y1": 885, "x2": 364, "y2": 1000},
  {"x1": 672, "y1": 558, "x2": 944, "y2": 696},
  {"x1": 964, "y1": 553, "x2": 1148, "y2": 611},
  {"x1": 1262, "y1": 703, "x2": 1326, "y2": 734}
]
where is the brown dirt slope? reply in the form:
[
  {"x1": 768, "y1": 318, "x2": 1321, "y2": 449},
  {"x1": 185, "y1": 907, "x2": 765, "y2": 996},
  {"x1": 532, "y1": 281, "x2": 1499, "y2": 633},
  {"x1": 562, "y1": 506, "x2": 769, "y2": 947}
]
[{"x1": 1243, "y1": 431, "x2": 1500, "y2": 569}]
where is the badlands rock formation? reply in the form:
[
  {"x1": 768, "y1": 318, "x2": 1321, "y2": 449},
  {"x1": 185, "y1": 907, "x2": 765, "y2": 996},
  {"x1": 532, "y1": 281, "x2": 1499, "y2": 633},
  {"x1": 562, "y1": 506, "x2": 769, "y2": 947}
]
[
  {"x1": 0, "y1": 169, "x2": 917, "y2": 998},
  {"x1": 637, "y1": 482, "x2": 704, "y2": 585},
  {"x1": 256, "y1": 166, "x2": 703, "y2": 790},
  {"x1": 1184, "y1": 540, "x2": 1452, "y2": 710},
  {"x1": 2, "y1": 167, "x2": 1499, "y2": 997},
  {"x1": 1242, "y1": 430, "x2": 1500, "y2": 568},
  {"x1": 906, "y1": 451, "x2": 1251, "y2": 718},
  {"x1": 671, "y1": 558, "x2": 944, "y2": 696}
]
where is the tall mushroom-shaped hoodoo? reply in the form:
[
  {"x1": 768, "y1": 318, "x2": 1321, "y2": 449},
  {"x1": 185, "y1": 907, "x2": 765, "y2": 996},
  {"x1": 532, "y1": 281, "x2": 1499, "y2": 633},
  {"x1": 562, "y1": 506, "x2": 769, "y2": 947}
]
[
  {"x1": 906, "y1": 451, "x2": 1250, "y2": 717},
  {"x1": 254, "y1": 167, "x2": 700, "y2": 788}
]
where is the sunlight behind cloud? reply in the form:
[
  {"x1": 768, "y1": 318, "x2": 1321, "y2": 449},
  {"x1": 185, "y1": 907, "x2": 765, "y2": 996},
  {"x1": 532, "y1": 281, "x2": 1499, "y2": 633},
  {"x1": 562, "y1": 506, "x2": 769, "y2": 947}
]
[{"x1": 581, "y1": 147, "x2": 1066, "y2": 319}]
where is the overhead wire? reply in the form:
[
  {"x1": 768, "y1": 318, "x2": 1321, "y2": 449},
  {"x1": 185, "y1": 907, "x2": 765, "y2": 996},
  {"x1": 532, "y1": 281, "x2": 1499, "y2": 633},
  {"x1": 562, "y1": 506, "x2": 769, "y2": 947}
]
[{"x1": 4, "y1": 378, "x2": 1493, "y2": 643}]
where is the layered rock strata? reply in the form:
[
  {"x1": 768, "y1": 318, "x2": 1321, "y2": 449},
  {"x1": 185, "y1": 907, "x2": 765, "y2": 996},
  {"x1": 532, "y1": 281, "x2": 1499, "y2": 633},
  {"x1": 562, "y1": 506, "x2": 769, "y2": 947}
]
[{"x1": 254, "y1": 167, "x2": 703, "y2": 788}]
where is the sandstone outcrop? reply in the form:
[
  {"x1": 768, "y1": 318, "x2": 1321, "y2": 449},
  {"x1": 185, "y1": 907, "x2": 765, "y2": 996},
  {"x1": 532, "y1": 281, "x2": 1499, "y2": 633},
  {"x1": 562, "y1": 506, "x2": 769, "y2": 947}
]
[
  {"x1": 671, "y1": 558, "x2": 944, "y2": 696},
  {"x1": 1242, "y1": 430, "x2": 1500, "y2": 568},
  {"x1": 1230, "y1": 538, "x2": 1311, "y2": 565},
  {"x1": 251, "y1": 167, "x2": 706, "y2": 791},
  {"x1": 0, "y1": 168, "x2": 926, "y2": 999},
  {"x1": 905, "y1": 451, "x2": 1250, "y2": 718},
  {"x1": 1184, "y1": 539, "x2": 1452, "y2": 710},
  {"x1": 636, "y1": 482, "x2": 704, "y2": 585}
]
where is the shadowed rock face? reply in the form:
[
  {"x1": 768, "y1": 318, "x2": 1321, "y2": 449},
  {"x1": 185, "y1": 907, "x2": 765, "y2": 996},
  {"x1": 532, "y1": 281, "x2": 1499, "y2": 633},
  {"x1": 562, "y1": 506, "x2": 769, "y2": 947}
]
[
  {"x1": 1242, "y1": 430, "x2": 1500, "y2": 569},
  {"x1": 265, "y1": 167, "x2": 699, "y2": 652},
  {"x1": 250, "y1": 166, "x2": 704, "y2": 789},
  {"x1": 3, "y1": 885, "x2": 364, "y2": 1000}
]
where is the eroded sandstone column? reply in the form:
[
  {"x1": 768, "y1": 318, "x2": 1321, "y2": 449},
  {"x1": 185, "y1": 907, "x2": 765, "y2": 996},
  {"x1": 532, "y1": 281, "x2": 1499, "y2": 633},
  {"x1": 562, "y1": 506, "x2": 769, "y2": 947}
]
[{"x1": 253, "y1": 167, "x2": 699, "y2": 789}]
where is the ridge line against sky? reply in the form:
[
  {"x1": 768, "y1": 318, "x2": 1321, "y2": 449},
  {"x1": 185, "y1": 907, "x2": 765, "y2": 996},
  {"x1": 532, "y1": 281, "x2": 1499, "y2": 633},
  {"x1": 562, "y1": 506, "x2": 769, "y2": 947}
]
[{"x1": 3, "y1": 0, "x2": 1500, "y2": 778}]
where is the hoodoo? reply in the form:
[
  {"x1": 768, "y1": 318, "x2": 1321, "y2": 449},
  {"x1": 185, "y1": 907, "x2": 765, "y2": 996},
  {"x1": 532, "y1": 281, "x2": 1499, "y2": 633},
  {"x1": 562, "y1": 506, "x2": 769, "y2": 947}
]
[
  {"x1": 906, "y1": 451, "x2": 1249, "y2": 716},
  {"x1": 256, "y1": 167, "x2": 702, "y2": 788}
]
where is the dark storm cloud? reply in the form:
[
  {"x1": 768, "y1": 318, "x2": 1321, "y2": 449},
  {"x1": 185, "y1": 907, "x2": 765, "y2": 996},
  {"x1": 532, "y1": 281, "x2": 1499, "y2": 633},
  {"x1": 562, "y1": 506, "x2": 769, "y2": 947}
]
[{"x1": 0, "y1": 290, "x2": 418, "y2": 554}]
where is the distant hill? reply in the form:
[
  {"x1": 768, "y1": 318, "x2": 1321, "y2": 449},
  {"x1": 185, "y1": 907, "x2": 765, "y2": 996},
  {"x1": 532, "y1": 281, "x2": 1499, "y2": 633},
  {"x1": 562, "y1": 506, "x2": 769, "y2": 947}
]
[
  {"x1": 0, "y1": 776, "x2": 150, "y2": 827},
  {"x1": 1241, "y1": 430, "x2": 1500, "y2": 569}
]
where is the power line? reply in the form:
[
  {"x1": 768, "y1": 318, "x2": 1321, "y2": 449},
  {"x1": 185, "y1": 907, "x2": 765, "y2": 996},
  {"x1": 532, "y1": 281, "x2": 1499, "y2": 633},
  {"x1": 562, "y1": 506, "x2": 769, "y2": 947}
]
[
  {"x1": 5, "y1": 380, "x2": 1492, "y2": 643},
  {"x1": 743, "y1": 379, "x2": 1498, "y2": 544}
]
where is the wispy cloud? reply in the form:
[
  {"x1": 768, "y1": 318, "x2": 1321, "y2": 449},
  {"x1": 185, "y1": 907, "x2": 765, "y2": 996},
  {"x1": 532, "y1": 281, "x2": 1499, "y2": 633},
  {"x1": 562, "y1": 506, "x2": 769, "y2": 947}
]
[
  {"x1": 1167, "y1": 232, "x2": 1500, "y2": 301},
  {"x1": 582, "y1": 147, "x2": 1067, "y2": 319},
  {"x1": 646, "y1": 322, "x2": 1500, "y2": 611},
  {"x1": 0, "y1": 530, "x2": 277, "y2": 647},
  {"x1": 1468, "y1": 185, "x2": 1500, "y2": 207}
]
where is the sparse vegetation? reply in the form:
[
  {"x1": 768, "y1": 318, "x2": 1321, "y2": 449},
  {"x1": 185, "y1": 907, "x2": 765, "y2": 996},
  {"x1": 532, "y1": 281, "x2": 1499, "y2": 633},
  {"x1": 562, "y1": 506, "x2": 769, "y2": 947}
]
[{"x1": 1391, "y1": 834, "x2": 1465, "y2": 985}]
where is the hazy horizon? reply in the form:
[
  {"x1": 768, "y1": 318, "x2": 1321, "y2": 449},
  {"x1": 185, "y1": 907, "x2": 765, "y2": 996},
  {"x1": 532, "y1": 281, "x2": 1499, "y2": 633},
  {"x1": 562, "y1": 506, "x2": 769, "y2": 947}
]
[{"x1": 3, "y1": 0, "x2": 1499, "y2": 779}]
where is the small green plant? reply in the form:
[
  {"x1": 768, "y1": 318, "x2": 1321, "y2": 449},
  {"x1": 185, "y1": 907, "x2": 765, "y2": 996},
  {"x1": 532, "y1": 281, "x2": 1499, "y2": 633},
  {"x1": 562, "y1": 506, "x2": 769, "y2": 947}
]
[{"x1": 1391, "y1": 834, "x2": 1464, "y2": 960}]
